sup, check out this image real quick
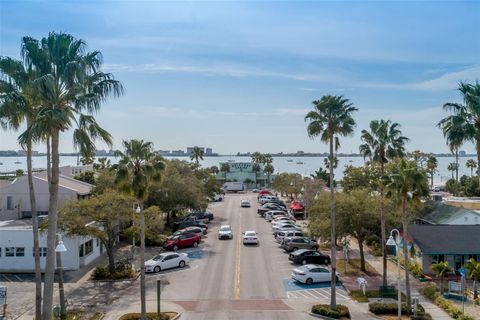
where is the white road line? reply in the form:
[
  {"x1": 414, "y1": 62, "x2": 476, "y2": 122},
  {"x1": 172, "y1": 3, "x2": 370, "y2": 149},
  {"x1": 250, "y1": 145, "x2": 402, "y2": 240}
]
[
  {"x1": 312, "y1": 289, "x2": 329, "y2": 299},
  {"x1": 14, "y1": 275, "x2": 23, "y2": 281},
  {"x1": 295, "y1": 291, "x2": 311, "y2": 299},
  {"x1": 304, "y1": 290, "x2": 319, "y2": 299},
  {"x1": 337, "y1": 290, "x2": 349, "y2": 299}
]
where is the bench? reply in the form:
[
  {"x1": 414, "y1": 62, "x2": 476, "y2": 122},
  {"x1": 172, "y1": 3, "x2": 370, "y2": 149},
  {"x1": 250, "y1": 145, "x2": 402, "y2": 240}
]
[{"x1": 379, "y1": 285, "x2": 397, "y2": 299}]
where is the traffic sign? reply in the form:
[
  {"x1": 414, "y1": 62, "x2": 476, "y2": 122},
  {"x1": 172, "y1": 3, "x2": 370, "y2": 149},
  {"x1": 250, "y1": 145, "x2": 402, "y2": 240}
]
[{"x1": 459, "y1": 268, "x2": 467, "y2": 277}]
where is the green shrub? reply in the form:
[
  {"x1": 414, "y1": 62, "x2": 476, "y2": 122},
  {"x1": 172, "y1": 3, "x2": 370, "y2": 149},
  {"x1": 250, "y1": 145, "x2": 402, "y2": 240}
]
[
  {"x1": 458, "y1": 315, "x2": 476, "y2": 320},
  {"x1": 92, "y1": 266, "x2": 109, "y2": 280},
  {"x1": 421, "y1": 283, "x2": 440, "y2": 300},
  {"x1": 369, "y1": 302, "x2": 408, "y2": 315},
  {"x1": 91, "y1": 264, "x2": 135, "y2": 280},
  {"x1": 311, "y1": 304, "x2": 350, "y2": 319},
  {"x1": 119, "y1": 312, "x2": 170, "y2": 320},
  {"x1": 433, "y1": 296, "x2": 475, "y2": 319}
]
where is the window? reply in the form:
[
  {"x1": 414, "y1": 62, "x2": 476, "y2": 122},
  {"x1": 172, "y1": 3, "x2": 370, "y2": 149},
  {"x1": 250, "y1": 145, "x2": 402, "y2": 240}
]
[
  {"x1": 96, "y1": 239, "x2": 100, "y2": 247},
  {"x1": 16, "y1": 247, "x2": 25, "y2": 257},
  {"x1": 84, "y1": 240, "x2": 93, "y2": 256},
  {"x1": 5, "y1": 247, "x2": 14, "y2": 257},
  {"x1": 79, "y1": 244, "x2": 84, "y2": 257},
  {"x1": 6, "y1": 196, "x2": 14, "y2": 210},
  {"x1": 33, "y1": 247, "x2": 47, "y2": 257}
]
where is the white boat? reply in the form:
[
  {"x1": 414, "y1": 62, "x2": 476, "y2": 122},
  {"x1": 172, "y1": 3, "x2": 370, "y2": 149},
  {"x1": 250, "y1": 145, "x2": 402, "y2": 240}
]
[{"x1": 296, "y1": 161, "x2": 304, "y2": 164}]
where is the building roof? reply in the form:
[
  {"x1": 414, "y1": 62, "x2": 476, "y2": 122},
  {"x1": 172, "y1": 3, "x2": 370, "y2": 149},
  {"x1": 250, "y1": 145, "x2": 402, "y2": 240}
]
[
  {"x1": 421, "y1": 202, "x2": 480, "y2": 224},
  {"x1": 0, "y1": 219, "x2": 34, "y2": 230},
  {"x1": 34, "y1": 171, "x2": 93, "y2": 195},
  {"x1": 408, "y1": 224, "x2": 480, "y2": 254}
]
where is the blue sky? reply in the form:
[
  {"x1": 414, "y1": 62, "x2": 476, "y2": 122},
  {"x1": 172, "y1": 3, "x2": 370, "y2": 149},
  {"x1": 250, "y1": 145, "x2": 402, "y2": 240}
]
[{"x1": 1, "y1": 0, "x2": 479, "y2": 154}]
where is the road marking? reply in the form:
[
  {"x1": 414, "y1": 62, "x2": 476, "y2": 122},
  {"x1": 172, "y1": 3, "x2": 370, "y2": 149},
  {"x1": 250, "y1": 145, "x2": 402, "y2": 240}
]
[
  {"x1": 304, "y1": 290, "x2": 319, "y2": 299},
  {"x1": 233, "y1": 216, "x2": 242, "y2": 299},
  {"x1": 14, "y1": 275, "x2": 23, "y2": 282},
  {"x1": 312, "y1": 289, "x2": 329, "y2": 299}
]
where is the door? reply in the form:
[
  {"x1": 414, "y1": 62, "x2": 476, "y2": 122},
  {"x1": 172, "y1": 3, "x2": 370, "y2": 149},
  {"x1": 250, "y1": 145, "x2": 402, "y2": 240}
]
[
  {"x1": 317, "y1": 267, "x2": 331, "y2": 282},
  {"x1": 163, "y1": 254, "x2": 179, "y2": 269}
]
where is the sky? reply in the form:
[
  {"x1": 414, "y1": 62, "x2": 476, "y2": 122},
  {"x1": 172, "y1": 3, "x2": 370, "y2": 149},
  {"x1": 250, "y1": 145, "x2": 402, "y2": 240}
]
[{"x1": 0, "y1": 0, "x2": 479, "y2": 155}]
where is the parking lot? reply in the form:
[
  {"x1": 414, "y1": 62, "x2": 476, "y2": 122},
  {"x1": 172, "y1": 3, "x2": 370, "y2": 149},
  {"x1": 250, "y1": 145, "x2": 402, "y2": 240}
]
[{"x1": 0, "y1": 273, "x2": 36, "y2": 282}]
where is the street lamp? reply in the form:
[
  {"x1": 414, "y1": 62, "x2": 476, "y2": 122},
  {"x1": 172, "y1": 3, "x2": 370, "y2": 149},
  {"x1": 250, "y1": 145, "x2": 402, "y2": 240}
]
[
  {"x1": 55, "y1": 234, "x2": 67, "y2": 319},
  {"x1": 387, "y1": 229, "x2": 401, "y2": 320}
]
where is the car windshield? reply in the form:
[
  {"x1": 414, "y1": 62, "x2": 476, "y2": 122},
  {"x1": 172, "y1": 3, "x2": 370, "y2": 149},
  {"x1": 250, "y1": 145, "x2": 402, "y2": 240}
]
[
  {"x1": 152, "y1": 255, "x2": 165, "y2": 261},
  {"x1": 245, "y1": 232, "x2": 256, "y2": 237},
  {"x1": 220, "y1": 226, "x2": 231, "y2": 231}
]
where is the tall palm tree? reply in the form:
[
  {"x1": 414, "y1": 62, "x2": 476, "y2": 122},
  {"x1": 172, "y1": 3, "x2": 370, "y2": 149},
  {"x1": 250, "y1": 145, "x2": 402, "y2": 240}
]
[
  {"x1": 20, "y1": 32, "x2": 123, "y2": 320},
  {"x1": 263, "y1": 153, "x2": 273, "y2": 165},
  {"x1": 0, "y1": 56, "x2": 43, "y2": 320},
  {"x1": 438, "y1": 81, "x2": 480, "y2": 182},
  {"x1": 384, "y1": 158, "x2": 429, "y2": 313},
  {"x1": 466, "y1": 159, "x2": 477, "y2": 177},
  {"x1": 190, "y1": 146, "x2": 204, "y2": 170},
  {"x1": 305, "y1": 95, "x2": 358, "y2": 309},
  {"x1": 447, "y1": 163, "x2": 457, "y2": 180},
  {"x1": 464, "y1": 258, "x2": 480, "y2": 300},
  {"x1": 264, "y1": 163, "x2": 274, "y2": 187},
  {"x1": 252, "y1": 163, "x2": 261, "y2": 187},
  {"x1": 209, "y1": 165, "x2": 219, "y2": 175},
  {"x1": 426, "y1": 156, "x2": 438, "y2": 188},
  {"x1": 251, "y1": 151, "x2": 262, "y2": 165},
  {"x1": 220, "y1": 162, "x2": 230, "y2": 182},
  {"x1": 431, "y1": 261, "x2": 453, "y2": 293},
  {"x1": 359, "y1": 119, "x2": 408, "y2": 287},
  {"x1": 114, "y1": 139, "x2": 165, "y2": 320}
]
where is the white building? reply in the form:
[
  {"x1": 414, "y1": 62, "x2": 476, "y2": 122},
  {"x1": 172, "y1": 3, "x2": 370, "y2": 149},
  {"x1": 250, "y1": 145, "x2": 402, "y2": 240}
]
[
  {"x1": 0, "y1": 219, "x2": 103, "y2": 272},
  {"x1": 59, "y1": 164, "x2": 94, "y2": 178},
  {"x1": 0, "y1": 171, "x2": 93, "y2": 220}
]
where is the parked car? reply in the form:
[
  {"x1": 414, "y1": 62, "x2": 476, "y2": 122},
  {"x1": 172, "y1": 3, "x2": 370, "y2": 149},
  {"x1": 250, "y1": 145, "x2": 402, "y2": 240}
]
[
  {"x1": 258, "y1": 195, "x2": 278, "y2": 205},
  {"x1": 189, "y1": 211, "x2": 214, "y2": 223},
  {"x1": 218, "y1": 225, "x2": 233, "y2": 240},
  {"x1": 242, "y1": 230, "x2": 259, "y2": 245},
  {"x1": 163, "y1": 233, "x2": 201, "y2": 251},
  {"x1": 252, "y1": 188, "x2": 259, "y2": 193},
  {"x1": 241, "y1": 199, "x2": 251, "y2": 208},
  {"x1": 173, "y1": 219, "x2": 208, "y2": 232},
  {"x1": 212, "y1": 193, "x2": 224, "y2": 201},
  {"x1": 264, "y1": 210, "x2": 287, "y2": 222},
  {"x1": 291, "y1": 264, "x2": 338, "y2": 284},
  {"x1": 145, "y1": 252, "x2": 190, "y2": 273},
  {"x1": 273, "y1": 225, "x2": 302, "y2": 235},
  {"x1": 288, "y1": 249, "x2": 331, "y2": 265},
  {"x1": 169, "y1": 226, "x2": 204, "y2": 239},
  {"x1": 272, "y1": 216, "x2": 296, "y2": 224},
  {"x1": 276, "y1": 230, "x2": 305, "y2": 243},
  {"x1": 257, "y1": 203, "x2": 287, "y2": 216},
  {"x1": 271, "y1": 220, "x2": 296, "y2": 229},
  {"x1": 281, "y1": 237, "x2": 319, "y2": 252}
]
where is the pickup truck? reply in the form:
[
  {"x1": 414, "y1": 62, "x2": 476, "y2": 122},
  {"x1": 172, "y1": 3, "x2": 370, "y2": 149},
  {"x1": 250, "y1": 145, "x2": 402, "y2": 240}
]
[{"x1": 188, "y1": 211, "x2": 214, "y2": 224}]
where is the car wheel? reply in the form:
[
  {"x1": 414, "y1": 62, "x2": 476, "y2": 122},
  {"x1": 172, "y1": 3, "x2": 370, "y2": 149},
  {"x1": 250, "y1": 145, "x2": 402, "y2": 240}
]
[
  {"x1": 154, "y1": 266, "x2": 161, "y2": 273},
  {"x1": 179, "y1": 261, "x2": 186, "y2": 268},
  {"x1": 292, "y1": 247, "x2": 298, "y2": 252},
  {"x1": 306, "y1": 278, "x2": 313, "y2": 285},
  {"x1": 301, "y1": 259, "x2": 307, "y2": 265},
  {"x1": 193, "y1": 241, "x2": 199, "y2": 248},
  {"x1": 173, "y1": 245, "x2": 179, "y2": 251}
]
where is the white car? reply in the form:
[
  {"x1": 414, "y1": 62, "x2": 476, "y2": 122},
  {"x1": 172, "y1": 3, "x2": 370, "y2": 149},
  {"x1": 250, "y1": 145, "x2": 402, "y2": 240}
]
[
  {"x1": 271, "y1": 220, "x2": 296, "y2": 230},
  {"x1": 291, "y1": 264, "x2": 339, "y2": 285},
  {"x1": 264, "y1": 210, "x2": 287, "y2": 222},
  {"x1": 272, "y1": 216, "x2": 296, "y2": 224},
  {"x1": 272, "y1": 224, "x2": 302, "y2": 235},
  {"x1": 241, "y1": 199, "x2": 251, "y2": 208},
  {"x1": 218, "y1": 225, "x2": 233, "y2": 240},
  {"x1": 243, "y1": 230, "x2": 259, "y2": 245},
  {"x1": 145, "y1": 252, "x2": 190, "y2": 273}
]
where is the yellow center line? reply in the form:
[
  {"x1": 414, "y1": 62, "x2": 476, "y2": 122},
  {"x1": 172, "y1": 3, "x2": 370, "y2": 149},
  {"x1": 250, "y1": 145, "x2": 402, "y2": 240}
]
[{"x1": 234, "y1": 222, "x2": 242, "y2": 299}]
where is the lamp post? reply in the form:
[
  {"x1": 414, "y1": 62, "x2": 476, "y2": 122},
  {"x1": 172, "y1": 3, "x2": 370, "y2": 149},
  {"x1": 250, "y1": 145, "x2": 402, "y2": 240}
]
[
  {"x1": 55, "y1": 234, "x2": 67, "y2": 319},
  {"x1": 387, "y1": 229, "x2": 401, "y2": 320}
]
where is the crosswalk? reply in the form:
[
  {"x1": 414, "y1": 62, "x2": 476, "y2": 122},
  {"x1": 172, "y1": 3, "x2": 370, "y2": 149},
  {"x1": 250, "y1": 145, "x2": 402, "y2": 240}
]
[{"x1": 286, "y1": 287, "x2": 349, "y2": 300}]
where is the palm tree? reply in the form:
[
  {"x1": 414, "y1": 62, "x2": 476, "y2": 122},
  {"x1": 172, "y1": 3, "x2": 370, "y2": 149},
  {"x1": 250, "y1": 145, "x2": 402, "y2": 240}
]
[
  {"x1": 323, "y1": 156, "x2": 338, "y2": 169},
  {"x1": 114, "y1": 139, "x2": 165, "y2": 320},
  {"x1": 263, "y1": 153, "x2": 273, "y2": 165},
  {"x1": 359, "y1": 119, "x2": 408, "y2": 287},
  {"x1": 20, "y1": 32, "x2": 123, "y2": 320},
  {"x1": 252, "y1": 163, "x2": 261, "y2": 187},
  {"x1": 190, "y1": 146, "x2": 204, "y2": 170},
  {"x1": 0, "y1": 56, "x2": 43, "y2": 320},
  {"x1": 431, "y1": 261, "x2": 453, "y2": 294},
  {"x1": 220, "y1": 162, "x2": 230, "y2": 182},
  {"x1": 438, "y1": 81, "x2": 480, "y2": 183},
  {"x1": 447, "y1": 163, "x2": 457, "y2": 180},
  {"x1": 426, "y1": 156, "x2": 438, "y2": 189},
  {"x1": 384, "y1": 158, "x2": 429, "y2": 313},
  {"x1": 264, "y1": 163, "x2": 274, "y2": 187},
  {"x1": 466, "y1": 159, "x2": 477, "y2": 177},
  {"x1": 464, "y1": 258, "x2": 480, "y2": 300},
  {"x1": 305, "y1": 95, "x2": 358, "y2": 309},
  {"x1": 251, "y1": 151, "x2": 262, "y2": 165},
  {"x1": 210, "y1": 165, "x2": 219, "y2": 175}
]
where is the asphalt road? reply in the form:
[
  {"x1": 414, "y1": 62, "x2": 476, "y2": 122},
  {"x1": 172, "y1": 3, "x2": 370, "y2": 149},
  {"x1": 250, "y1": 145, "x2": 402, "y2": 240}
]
[{"x1": 142, "y1": 192, "x2": 319, "y2": 319}]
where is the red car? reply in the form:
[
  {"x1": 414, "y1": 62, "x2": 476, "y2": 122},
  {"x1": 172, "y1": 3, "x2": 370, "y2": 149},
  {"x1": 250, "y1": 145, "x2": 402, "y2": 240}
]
[{"x1": 163, "y1": 233, "x2": 201, "y2": 251}]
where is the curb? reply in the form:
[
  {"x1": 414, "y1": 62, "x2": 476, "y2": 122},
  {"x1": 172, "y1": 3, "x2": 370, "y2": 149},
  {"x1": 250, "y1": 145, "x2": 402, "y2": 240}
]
[
  {"x1": 308, "y1": 312, "x2": 337, "y2": 319},
  {"x1": 171, "y1": 312, "x2": 181, "y2": 320}
]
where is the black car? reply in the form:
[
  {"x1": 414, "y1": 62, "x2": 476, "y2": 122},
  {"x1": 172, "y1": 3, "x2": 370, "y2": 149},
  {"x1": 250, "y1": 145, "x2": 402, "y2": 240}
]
[
  {"x1": 173, "y1": 219, "x2": 208, "y2": 232},
  {"x1": 257, "y1": 203, "x2": 288, "y2": 216},
  {"x1": 288, "y1": 249, "x2": 331, "y2": 265},
  {"x1": 189, "y1": 211, "x2": 214, "y2": 223}
]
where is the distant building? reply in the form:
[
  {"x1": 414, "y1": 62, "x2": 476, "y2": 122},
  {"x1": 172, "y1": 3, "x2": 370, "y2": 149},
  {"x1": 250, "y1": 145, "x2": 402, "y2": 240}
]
[
  {"x1": 296, "y1": 150, "x2": 305, "y2": 155},
  {"x1": 158, "y1": 150, "x2": 171, "y2": 156},
  {"x1": 459, "y1": 150, "x2": 466, "y2": 157},
  {"x1": 187, "y1": 147, "x2": 204, "y2": 155},
  {"x1": 60, "y1": 165, "x2": 94, "y2": 177},
  {"x1": 205, "y1": 148, "x2": 213, "y2": 156},
  {"x1": 215, "y1": 161, "x2": 272, "y2": 189},
  {"x1": 171, "y1": 150, "x2": 185, "y2": 156}
]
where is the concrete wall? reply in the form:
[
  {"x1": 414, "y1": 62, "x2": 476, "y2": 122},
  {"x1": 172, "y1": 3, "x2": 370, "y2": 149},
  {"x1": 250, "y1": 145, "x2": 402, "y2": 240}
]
[
  {"x1": 0, "y1": 229, "x2": 102, "y2": 272},
  {"x1": 0, "y1": 176, "x2": 79, "y2": 220}
]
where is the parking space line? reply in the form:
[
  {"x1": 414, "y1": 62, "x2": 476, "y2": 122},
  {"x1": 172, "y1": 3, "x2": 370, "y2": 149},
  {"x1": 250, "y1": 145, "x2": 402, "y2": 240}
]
[
  {"x1": 337, "y1": 290, "x2": 349, "y2": 299},
  {"x1": 304, "y1": 290, "x2": 319, "y2": 299},
  {"x1": 295, "y1": 291, "x2": 310, "y2": 299},
  {"x1": 312, "y1": 289, "x2": 329, "y2": 299},
  {"x1": 14, "y1": 275, "x2": 23, "y2": 282},
  {"x1": 3, "y1": 275, "x2": 14, "y2": 282}
]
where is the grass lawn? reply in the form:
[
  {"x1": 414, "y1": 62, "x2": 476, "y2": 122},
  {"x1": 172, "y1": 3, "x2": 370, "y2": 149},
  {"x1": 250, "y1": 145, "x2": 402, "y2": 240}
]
[{"x1": 337, "y1": 258, "x2": 379, "y2": 276}]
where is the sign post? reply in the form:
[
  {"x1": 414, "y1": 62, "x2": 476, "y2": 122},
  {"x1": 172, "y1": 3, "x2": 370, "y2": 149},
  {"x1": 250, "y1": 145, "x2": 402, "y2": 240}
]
[{"x1": 459, "y1": 268, "x2": 467, "y2": 315}]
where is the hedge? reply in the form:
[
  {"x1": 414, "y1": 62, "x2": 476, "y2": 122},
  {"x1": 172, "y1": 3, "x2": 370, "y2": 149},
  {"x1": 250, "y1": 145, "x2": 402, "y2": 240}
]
[
  {"x1": 119, "y1": 313, "x2": 170, "y2": 320},
  {"x1": 420, "y1": 283, "x2": 475, "y2": 320},
  {"x1": 311, "y1": 304, "x2": 350, "y2": 319},
  {"x1": 368, "y1": 302, "x2": 427, "y2": 316}
]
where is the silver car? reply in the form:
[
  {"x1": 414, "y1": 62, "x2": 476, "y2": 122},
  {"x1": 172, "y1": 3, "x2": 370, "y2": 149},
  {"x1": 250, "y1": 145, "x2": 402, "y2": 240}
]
[
  {"x1": 276, "y1": 231, "x2": 304, "y2": 243},
  {"x1": 218, "y1": 225, "x2": 233, "y2": 240},
  {"x1": 281, "y1": 237, "x2": 319, "y2": 252}
]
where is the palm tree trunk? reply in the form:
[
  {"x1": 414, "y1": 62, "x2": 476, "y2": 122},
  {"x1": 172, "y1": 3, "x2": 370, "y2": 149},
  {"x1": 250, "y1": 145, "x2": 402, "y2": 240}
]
[
  {"x1": 27, "y1": 140, "x2": 42, "y2": 320},
  {"x1": 358, "y1": 236, "x2": 366, "y2": 272},
  {"x1": 476, "y1": 139, "x2": 480, "y2": 185},
  {"x1": 455, "y1": 150, "x2": 459, "y2": 183},
  {"x1": 139, "y1": 201, "x2": 146, "y2": 320},
  {"x1": 380, "y1": 160, "x2": 387, "y2": 287},
  {"x1": 430, "y1": 173, "x2": 434, "y2": 189},
  {"x1": 47, "y1": 136, "x2": 51, "y2": 182},
  {"x1": 328, "y1": 134, "x2": 337, "y2": 309},
  {"x1": 42, "y1": 129, "x2": 60, "y2": 320},
  {"x1": 402, "y1": 197, "x2": 412, "y2": 315}
]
